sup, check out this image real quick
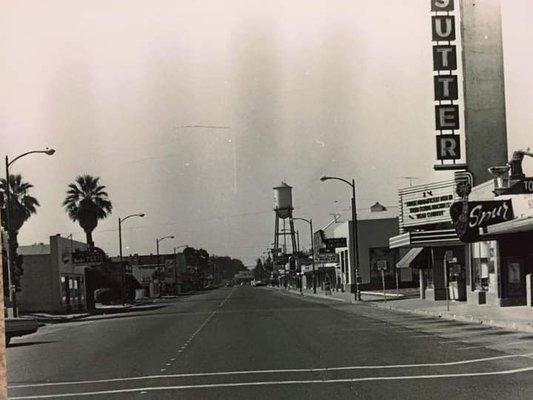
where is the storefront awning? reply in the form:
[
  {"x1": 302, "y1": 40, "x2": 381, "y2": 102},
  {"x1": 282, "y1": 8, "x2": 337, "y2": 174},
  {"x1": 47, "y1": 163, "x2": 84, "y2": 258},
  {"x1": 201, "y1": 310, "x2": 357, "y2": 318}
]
[
  {"x1": 389, "y1": 229, "x2": 462, "y2": 249},
  {"x1": 396, "y1": 247, "x2": 424, "y2": 269},
  {"x1": 482, "y1": 216, "x2": 533, "y2": 236}
]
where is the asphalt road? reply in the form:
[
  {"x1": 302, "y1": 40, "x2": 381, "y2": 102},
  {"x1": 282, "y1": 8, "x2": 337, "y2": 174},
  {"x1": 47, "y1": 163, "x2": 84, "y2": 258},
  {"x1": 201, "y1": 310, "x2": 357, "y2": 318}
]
[{"x1": 7, "y1": 286, "x2": 533, "y2": 399}]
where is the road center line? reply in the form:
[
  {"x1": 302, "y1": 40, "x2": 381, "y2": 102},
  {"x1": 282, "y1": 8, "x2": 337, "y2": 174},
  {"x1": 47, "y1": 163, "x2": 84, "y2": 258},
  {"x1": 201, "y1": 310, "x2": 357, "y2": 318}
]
[
  {"x1": 10, "y1": 352, "x2": 533, "y2": 389},
  {"x1": 10, "y1": 366, "x2": 533, "y2": 399}
]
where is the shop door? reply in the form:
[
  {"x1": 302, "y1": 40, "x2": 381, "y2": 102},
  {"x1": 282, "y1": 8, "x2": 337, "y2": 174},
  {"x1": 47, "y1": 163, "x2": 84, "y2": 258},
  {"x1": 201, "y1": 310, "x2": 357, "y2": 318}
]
[{"x1": 502, "y1": 257, "x2": 526, "y2": 302}]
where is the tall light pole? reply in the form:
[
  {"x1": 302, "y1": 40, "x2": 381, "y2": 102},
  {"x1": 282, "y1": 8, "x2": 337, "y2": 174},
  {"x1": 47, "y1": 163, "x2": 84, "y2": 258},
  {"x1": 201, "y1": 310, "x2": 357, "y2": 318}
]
[
  {"x1": 320, "y1": 175, "x2": 361, "y2": 301},
  {"x1": 4, "y1": 148, "x2": 55, "y2": 316},
  {"x1": 173, "y1": 244, "x2": 188, "y2": 293},
  {"x1": 155, "y1": 235, "x2": 174, "y2": 297},
  {"x1": 118, "y1": 213, "x2": 145, "y2": 304},
  {"x1": 293, "y1": 217, "x2": 316, "y2": 294}
]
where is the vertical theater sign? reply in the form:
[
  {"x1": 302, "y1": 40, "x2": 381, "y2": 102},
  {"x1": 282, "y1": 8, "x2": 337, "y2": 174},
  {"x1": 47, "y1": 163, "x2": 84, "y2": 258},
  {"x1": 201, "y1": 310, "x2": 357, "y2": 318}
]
[{"x1": 431, "y1": 0, "x2": 465, "y2": 170}]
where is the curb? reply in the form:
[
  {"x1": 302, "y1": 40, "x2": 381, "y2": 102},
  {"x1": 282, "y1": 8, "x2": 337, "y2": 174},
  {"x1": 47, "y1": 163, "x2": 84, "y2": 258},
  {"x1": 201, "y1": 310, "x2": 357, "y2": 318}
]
[
  {"x1": 267, "y1": 286, "x2": 351, "y2": 303},
  {"x1": 23, "y1": 314, "x2": 90, "y2": 324},
  {"x1": 369, "y1": 303, "x2": 533, "y2": 334}
]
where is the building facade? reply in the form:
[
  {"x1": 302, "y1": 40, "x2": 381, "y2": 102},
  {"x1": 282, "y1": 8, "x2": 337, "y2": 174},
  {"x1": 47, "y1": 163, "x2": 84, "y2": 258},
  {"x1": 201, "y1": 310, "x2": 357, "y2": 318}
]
[
  {"x1": 18, "y1": 235, "x2": 89, "y2": 313},
  {"x1": 390, "y1": 177, "x2": 468, "y2": 302},
  {"x1": 453, "y1": 178, "x2": 533, "y2": 307},
  {"x1": 313, "y1": 215, "x2": 416, "y2": 293}
]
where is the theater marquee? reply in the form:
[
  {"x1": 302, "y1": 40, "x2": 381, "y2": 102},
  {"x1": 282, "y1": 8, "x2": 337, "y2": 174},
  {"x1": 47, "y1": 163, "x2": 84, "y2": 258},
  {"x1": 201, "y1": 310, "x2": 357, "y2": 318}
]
[{"x1": 398, "y1": 180, "x2": 457, "y2": 230}]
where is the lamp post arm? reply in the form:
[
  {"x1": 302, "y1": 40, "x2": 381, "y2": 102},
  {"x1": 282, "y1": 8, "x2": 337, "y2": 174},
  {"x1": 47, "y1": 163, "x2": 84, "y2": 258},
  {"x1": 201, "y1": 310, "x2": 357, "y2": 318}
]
[
  {"x1": 121, "y1": 213, "x2": 144, "y2": 224},
  {"x1": 323, "y1": 176, "x2": 353, "y2": 188},
  {"x1": 8, "y1": 150, "x2": 52, "y2": 167}
]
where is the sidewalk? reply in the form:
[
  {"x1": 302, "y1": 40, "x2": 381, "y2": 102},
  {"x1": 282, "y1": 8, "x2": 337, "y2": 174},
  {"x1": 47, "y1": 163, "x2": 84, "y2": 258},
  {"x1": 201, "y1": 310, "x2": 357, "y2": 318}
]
[
  {"x1": 270, "y1": 285, "x2": 416, "y2": 303},
  {"x1": 21, "y1": 299, "x2": 180, "y2": 323},
  {"x1": 271, "y1": 285, "x2": 533, "y2": 334},
  {"x1": 373, "y1": 297, "x2": 533, "y2": 333}
]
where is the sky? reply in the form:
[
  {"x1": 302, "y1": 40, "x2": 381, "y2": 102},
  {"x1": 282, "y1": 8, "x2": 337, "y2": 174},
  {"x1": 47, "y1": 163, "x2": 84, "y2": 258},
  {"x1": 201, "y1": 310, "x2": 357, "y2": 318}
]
[{"x1": 1, "y1": 0, "x2": 532, "y2": 266}]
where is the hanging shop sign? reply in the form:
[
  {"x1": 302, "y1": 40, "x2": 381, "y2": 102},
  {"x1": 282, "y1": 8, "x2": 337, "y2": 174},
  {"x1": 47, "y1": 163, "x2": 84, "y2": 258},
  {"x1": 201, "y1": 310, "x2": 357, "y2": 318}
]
[
  {"x1": 450, "y1": 199, "x2": 514, "y2": 242},
  {"x1": 323, "y1": 237, "x2": 347, "y2": 248},
  {"x1": 431, "y1": 0, "x2": 462, "y2": 168},
  {"x1": 316, "y1": 253, "x2": 340, "y2": 264}
]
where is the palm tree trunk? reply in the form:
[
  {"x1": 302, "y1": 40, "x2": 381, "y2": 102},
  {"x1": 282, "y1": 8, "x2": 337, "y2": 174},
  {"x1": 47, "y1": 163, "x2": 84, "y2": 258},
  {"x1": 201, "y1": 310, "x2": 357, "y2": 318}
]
[{"x1": 85, "y1": 230, "x2": 94, "y2": 249}]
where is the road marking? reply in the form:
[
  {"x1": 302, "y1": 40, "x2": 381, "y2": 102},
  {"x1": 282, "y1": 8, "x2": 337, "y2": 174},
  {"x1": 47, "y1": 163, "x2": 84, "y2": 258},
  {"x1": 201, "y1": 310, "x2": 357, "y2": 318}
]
[
  {"x1": 460, "y1": 340, "x2": 533, "y2": 350},
  {"x1": 439, "y1": 340, "x2": 468, "y2": 344},
  {"x1": 159, "y1": 287, "x2": 235, "y2": 372},
  {"x1": 10, "y1": 352, "x2": 533, "y2": 389},
  {"x1": 10, "y1": 366, "x2": 533, "y2": 399}
]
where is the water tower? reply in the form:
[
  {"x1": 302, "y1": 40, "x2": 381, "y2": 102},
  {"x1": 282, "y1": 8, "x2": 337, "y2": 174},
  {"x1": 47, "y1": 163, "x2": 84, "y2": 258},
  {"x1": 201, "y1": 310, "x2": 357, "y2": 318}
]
[{"x1": 273, "y1": 182, "x2": 297, "y2": 259}]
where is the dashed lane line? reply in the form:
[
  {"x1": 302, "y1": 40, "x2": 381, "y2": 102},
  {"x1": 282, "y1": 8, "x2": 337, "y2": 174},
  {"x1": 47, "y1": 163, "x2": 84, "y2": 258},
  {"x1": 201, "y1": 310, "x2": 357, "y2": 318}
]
[
  {"x1": 10, "y1": 366, "x2": 533, "y2": 399},
  {"x1": 157, "y1": 287, "x2": 235, "y2": 372},
  {"x1": 10, "y1": 352, "x2": 533, "y2": 389}
]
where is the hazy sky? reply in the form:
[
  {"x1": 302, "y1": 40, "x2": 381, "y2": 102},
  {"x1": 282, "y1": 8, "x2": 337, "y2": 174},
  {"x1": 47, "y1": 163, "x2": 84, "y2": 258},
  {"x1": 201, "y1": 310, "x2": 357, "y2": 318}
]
[{"x1": 1, "y1": 0, "x2": 532, "y2": 265}]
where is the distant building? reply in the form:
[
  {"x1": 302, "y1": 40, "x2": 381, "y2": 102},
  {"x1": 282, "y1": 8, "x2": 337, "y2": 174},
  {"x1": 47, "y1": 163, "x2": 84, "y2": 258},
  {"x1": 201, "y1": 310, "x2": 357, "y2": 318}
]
[
  {"x1": 312, "y1": 212, "x2": 418, "y2": 293},
  {"x1": 234, "y1": 269, "x2": 253, "y2": 284},
  {"x1": 18, "y1": 235, "x2": 89, "y2": 314},
  {"x1": 124, "y1": 253, "x2": 187, "y2": 298}
]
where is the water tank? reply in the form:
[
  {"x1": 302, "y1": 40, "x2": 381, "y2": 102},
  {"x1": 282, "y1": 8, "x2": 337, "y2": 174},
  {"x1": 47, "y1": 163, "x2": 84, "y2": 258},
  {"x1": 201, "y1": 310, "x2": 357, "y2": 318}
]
[{"x1": 273, "y1": 182, "x2": 293, "y2": 219}]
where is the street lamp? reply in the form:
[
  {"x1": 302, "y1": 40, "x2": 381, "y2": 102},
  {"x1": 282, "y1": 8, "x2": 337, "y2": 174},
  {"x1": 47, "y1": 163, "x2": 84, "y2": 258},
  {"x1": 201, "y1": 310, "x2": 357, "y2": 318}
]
[
  {"x1": 155, "y1": 235, "x2": 175, "y2": 297},
  {"x1": 292, "y1": 217, "x2": 316, "y2": 294},
  {"x1": 4, "y1": 148, "x2": 55, "y2": 317},
  {"x1": 156, "y1": 235, "x2": 175, "y2": 261},
  {"x1": 173, "y1": 244, "x2": 188, "y2": 291},
  {"x1": 320, "y1": 175, "x2": 361, "y2": 301},
  {"x1": 118, "y1": 213, "x2": 145, "y2": 304}
]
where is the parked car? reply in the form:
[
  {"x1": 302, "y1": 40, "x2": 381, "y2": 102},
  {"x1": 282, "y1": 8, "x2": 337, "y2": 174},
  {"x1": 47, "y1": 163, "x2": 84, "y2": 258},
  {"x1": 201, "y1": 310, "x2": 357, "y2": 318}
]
[{"x1": 5, "y1": 318, "x2": 43, "y2": 345}]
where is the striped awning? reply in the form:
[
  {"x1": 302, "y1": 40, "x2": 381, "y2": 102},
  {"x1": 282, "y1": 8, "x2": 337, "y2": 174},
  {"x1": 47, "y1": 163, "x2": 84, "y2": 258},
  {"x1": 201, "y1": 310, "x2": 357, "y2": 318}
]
[
  {"x1": 482, "y1": 216, "x2": 533, "y2": 236},
  {"x1": 396, "y1": 247, "x2": 424, "y2": 269},
  {"x1": 389, "y1": 229, "x2": 462, "y2": 249}
]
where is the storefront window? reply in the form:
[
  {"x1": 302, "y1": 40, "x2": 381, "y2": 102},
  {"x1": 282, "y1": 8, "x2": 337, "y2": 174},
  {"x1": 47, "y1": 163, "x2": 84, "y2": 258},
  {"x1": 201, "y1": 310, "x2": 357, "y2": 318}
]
[{"x1": 472, "y1": 241, "x2": 497, "y2": 292}]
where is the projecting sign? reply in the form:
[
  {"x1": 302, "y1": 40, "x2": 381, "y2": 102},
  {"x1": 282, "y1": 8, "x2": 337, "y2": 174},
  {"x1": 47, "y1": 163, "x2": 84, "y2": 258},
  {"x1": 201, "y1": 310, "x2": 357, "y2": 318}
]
[
  {"x1": 436, "y1": 135, "x2": 461, "y2": 160},
  {"x1": 432, "y1": 46, "x2": 457, "y2": 71},
  {"x1": 498, "y1": 178, "x2": 533, "y2": 195},
  {"x1": 432, "y1": 16, "x2": 455, "y2": 42},
  {"x1": 324, "y1": 237, "x2": 347, "y2": 248},
  {"x1": 435, "y1": 105, "x2": 460, "y2": 131},
  {"x1": 431, "y1": 0, "x2": 462, "y2": 168},
  {"x1": 399, "y1": 180, "x2": 456, "y2": 229},
  {"x1": 319, "y1": 247, "x2": 335, "y2": 254},
  {"x1": 431, "y1": 0, "x2": 454, "y2": 12},
  {"x1": 434, "y1": 75, "x2": 458, "y2": 101},
  {"x1": 317, "y1": 253, "x2": 340, "y2": 263},
  {"x1": 450, "y1": 200, "x2": 514, "y2": 243}
]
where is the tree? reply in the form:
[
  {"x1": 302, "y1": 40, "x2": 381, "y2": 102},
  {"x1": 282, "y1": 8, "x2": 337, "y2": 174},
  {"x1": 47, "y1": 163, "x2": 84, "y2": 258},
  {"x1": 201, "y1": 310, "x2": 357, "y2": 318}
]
[
  {"x1": 0, "y1": 174, "x2": 40, "y2": 289},
  {"x1": 208, "y1": 255, "x2": 246, "y2": 280},
  {"x1": 63, "y1": 175, "x2": 112, "y2": 248},
  {"x1": 254, "y1": 258, "x2": 264, "y2": 281}
]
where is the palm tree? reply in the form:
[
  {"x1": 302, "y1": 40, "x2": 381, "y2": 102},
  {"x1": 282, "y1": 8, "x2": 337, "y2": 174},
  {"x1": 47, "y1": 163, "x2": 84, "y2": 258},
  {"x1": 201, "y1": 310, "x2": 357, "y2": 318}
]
[
  {"x1": 0, "y1": 174, "x2": 40, "y2": 288},
  {"x1": 0, "y1": 174, "x2": 40, "y2": 234},
  {"x1": 63, "y1": 175, "x2": 112, "y2": 248}
]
